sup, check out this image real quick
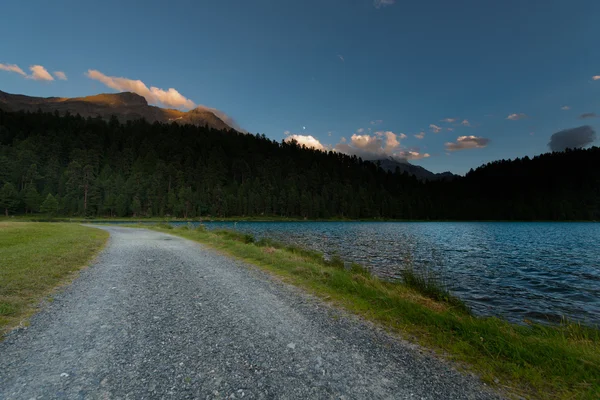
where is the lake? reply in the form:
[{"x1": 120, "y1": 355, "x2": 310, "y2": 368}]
[{"x1": 189, "y1": 221, "x2": 600, "y2": 326}]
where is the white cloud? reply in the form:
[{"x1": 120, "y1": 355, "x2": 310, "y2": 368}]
[
  {"x1": 28, "y1": 65, "x2": 54, "y2": 81},
  {"x1": 445, "y1": 136, "x2": 490, "y2": 151},
  {"x1": 54, "y1": 71, "x2": 67, "y2": 80},
  {"x1": 284, "y1": 130, "x2": 291, "y2": 136},
  {"x1": 0, "y1": 63, "x2": 67, "y2": 83},
  {"x1": 370, "y1": 119, "x2": 383, "y2": 125},
  {"x1": 86, "y1": 69, "x2": 196, "y2": 109},
  {"x1": 374, "y1": 0, "x2": 395, "y2": 8},
  {"x1": 284, "y1": 134, "x2": 325, "y2": 151},
  {"x1": 461, "y1": 119, "x2": 470, "y2": 126},
  {"x1": 447, "y1": 127, "x2": 454, "y2": 131},
  {"x1": 506, "y1": 113, "x2": 527, "y2": 120},
  {"x1": 441, "y1": 118, "x2": 456, "y2": 123},
  {"x1": 429, "y1": 124, "x2": 442, "y2": 133},
  {"x1": 414, "y1": 131, "x2": 425, "y2": 139},
  {"x1": 338, "y1": 54, "x2": 345, "y2": 62},
  {"x1": 376, "y1": 131, "x2": 403, "y2": 152},
  {"x1": 0, "y1": 63, "x2": 26, "y2": 76},
  {"x1": 333, "y1": 131, "x2": 421, "y2": 160},
  {"x1": 356, "y1": 128, "x2": 365, "y2": 133},
  {"x1": 395, "y1": 150, "x2": 430, "y2": 160},
  {"x1": 592, "y1": 75, "x2": 600, "y2": 81},
  {"x1": 560, "y1": 106, "x2": 570, "y2": 110}
]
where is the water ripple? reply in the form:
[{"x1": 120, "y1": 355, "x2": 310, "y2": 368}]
[{"x1": 194, "y1": 221, "x2": 600, "y2": 326}]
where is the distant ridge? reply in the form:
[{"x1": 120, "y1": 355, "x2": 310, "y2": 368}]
[
  {"x1": 0, "y1": 90, "x2": 234, "y2": 131},
  {"x1": 370, "y1": 157, "x2": 458, "y2": 181}
]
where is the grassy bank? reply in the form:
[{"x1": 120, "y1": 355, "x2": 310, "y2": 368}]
[
  {"x1": 146, "y1": 225, "x2": 599, "y2": 400},
  {"x1": 0, "y1": 222, "x2": 109, "y2": 335}
]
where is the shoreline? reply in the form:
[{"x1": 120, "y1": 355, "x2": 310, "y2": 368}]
[{"x1": 138, "y1": 224, "x2": 599, "y2": 400}]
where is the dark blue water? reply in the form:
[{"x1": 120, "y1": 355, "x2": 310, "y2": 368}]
[{"x1": 190, "y1": 222, "x2": 600, "y2": 326}]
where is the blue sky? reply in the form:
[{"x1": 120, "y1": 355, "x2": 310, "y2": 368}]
[{"x1": 1, "y1": 0, "x2": 599, "y2": 174}]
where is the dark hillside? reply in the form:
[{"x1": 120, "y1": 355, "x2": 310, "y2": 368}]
[{"x1": 0, "y1": 109, "x2": 598, "y2": 220}]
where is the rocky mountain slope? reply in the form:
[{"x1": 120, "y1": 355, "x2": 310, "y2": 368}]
[{"x1": 0, "y1": 90, "x2": 233, "y2": 131}]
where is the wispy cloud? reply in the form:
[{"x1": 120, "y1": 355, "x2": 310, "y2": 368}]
[
  {"x1": 1, "y1": 63, "x2": 67, "y2": 83},
  {"x1": 370, "y1": 119, "x2": 383, "y2": 125},
  {"x1": 548, "y1": 126, "x2": 595, "y2": 151},
  {"x1": 447, "y1": 127, "x2": 454, "y2": 131},
  {"x1": 0, "y1": 63, "x2": 26, "y2": 76},
  {"x1": 284, "y1": 134, "x2": 326, "y2": 151},
  {"x1": 440, "y1": 118, "x2": 456, "y2": 123},
  {"x1": 445, "y1": 136, "x2": 490, "y2": 151},
  {"x1": 414, "y1": 131, "x2": 425, "y2": 139},
  {"x1": 461, "y1": 119, "x2": 470, "y2": 126},
  {"x1": 86, "y1": 69, "x2": 195, "y2": 109},
  {"x1": 506, "y1": 113, "x2": 528, "y2": 121},
  {"x1": 374, "y1": 0, "x2": 395, "y2": 8},
  {"x1": 429, "y1": 124, "x2": 442, "y2": 133},
  {"x1": 337, "y1": 54, "x2": 345, "y2": 62},
  {"x1": 592, "y1": 75, "x2": 600, "y2": 81},
  {"x1": 579, "y1": 112, "x2": 598, "y2": 119},
  {"x1": 395, "y1": 150, "x2": 430, "y2": 160},
  {"x1": 28, "y1": 65, "x2": 54, "y2": 81},
  {"x1": 356, "y1": 128, "x2": 365, "y2": 133},
  {"x1": 53, "y1": 71, "x2": 67, "y2": 80},
  {"x1": 560, "y1": 105, "x2": 570, "y2": 110}
]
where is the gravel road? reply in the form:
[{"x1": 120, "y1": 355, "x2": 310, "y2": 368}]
[{"x1": 0, "y1": 226, "x2": 502, "y2": 399}]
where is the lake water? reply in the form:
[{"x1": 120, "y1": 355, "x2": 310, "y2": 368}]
[{"x1": 190, "y1": 221, "x2": 600, "y2": 326}]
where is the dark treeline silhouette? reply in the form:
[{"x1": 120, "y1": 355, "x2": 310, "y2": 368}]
[{"x1": 0, "y1": 109, "x2": 598, "y2": 220}]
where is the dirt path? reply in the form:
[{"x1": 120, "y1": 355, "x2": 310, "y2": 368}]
[{"x1": 0, "y1": 226, "x2": 501, "y2": 399}]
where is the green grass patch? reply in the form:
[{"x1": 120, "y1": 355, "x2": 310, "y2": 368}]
[
  {"x1": 143, "y1": 225, "x2": 599, "y2": 400},
  {"x1": 0, "y1": 222, "x2": 109, "y2": 335}
]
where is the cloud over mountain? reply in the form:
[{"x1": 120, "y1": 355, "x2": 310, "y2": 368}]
[
  {"x1": 284, "y1": 134, "x2": 325, "y2": 151},
  {"x1": 334, "y1": 131, "x2": 428, "y2": 160},
  {"x1": 548, "y1": 125, "x2": 596, "y2": 152},
  {"x1": 86, "y1": 69, "x2": 196, "y2": 110}
]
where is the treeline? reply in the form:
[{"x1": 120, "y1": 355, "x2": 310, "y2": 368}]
[{"x1": 0, "y1": 109, "x2": 598, "y2": 220}]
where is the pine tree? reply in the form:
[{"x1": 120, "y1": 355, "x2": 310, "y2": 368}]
[
  {"x1": 23, "y1": 185, "x2": 40, "y2": 213},
  {"x1": 0, "y1": 183, "x2": 20, "y2": 216},
  {"x1": 40, "y1": 193, "x2": 59, "y2": 216}
]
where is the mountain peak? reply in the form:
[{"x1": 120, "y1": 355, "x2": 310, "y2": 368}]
[{"x1": 70, "y1": 92, "x2": 148, "y2": 107}]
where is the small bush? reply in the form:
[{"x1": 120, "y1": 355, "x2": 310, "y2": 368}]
[
  {"x1": 214, "y1": 229, "x2": 255, "y2": 244},
  {"x1": 401, "y1": 267, "x2": 470, "y2": 313},
  {"x1": 256, "y1": 237, "x2": 281, "y2": 248},
  {"x1": 326, "y1": 253, "x2": 346, "y2": 270},
  {"x1": 194, "y1": 223, "x2": 207, "y2": 232},
  {"x1": 350, "y1": 262, "x2": 371, "y2": 276}
]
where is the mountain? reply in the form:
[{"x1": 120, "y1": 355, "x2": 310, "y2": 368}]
[
  {"x1": 371, "y1": 158, "x2": 457, "y2": 181},
  {"x1": 0, "y1": 90, "x2": 233, "y2": 131}
]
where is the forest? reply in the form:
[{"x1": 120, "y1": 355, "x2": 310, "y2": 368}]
[{"x1": 0, "y1": 109, "x2": 599, "y2": 220}]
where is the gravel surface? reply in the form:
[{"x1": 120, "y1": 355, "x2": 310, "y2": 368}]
[{"x1": 0, "y1": 226, "x2": 503, "y2": 399}]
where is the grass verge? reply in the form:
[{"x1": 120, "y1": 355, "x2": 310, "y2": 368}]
[
  {"x1": 0, "y1": 222, "x2": 109, "y2": 336},
  {"x1": 144, "y1": 225, "x2": 599, "y2": 400}
]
